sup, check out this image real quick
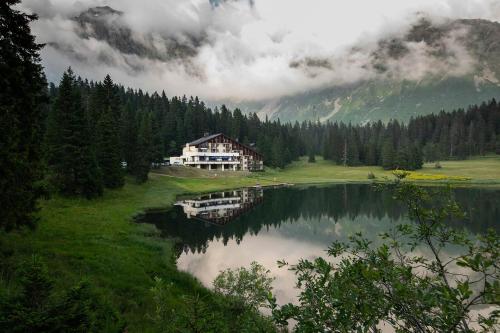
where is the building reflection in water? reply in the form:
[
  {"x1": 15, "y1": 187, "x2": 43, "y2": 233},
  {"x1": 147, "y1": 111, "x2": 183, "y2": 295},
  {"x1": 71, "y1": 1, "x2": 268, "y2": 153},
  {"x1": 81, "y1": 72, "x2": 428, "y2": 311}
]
[
  {"x1": 138, "y1": 184, "x2": 500, "y2": 310},
  {"x1": 175, "y1": 188, "x2": 264, "y2": 225}
]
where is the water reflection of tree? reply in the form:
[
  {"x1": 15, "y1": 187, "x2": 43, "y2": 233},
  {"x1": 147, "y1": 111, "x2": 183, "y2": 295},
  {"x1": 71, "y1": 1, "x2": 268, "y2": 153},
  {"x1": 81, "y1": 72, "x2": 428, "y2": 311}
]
[{"x1": 142, "y1": 185, "x2": 500, "y2": 257}]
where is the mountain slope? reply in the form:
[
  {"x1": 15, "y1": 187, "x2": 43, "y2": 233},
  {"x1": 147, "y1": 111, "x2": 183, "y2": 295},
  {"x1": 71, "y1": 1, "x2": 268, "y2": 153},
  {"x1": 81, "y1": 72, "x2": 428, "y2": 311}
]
[
  {"x1": 52, "y1": 6, "x2": 500, "y2": 124},
  {"x1": 224, "y1": 18, "x2": 500, "y2": 123}
]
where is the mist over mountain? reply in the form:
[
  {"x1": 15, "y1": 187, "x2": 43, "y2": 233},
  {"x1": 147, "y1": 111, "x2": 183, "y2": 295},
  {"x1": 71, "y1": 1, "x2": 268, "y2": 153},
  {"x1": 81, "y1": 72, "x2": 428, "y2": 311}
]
[
  {"x1": 218, "y1": 18, "x2": 500, "y2": 123},
  {"x1": 21, "y1": 0, "x2": 500, "y2": 123}
]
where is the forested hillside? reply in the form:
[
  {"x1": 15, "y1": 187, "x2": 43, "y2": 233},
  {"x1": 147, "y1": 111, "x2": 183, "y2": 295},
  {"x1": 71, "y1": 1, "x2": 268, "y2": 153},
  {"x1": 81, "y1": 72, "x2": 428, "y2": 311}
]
[
  {"x1": 221, "y1": 18, "x2": 500, "y2": 123},
  {"x1": 46, "y1": 69, "x2": 500, "y2": 185}
]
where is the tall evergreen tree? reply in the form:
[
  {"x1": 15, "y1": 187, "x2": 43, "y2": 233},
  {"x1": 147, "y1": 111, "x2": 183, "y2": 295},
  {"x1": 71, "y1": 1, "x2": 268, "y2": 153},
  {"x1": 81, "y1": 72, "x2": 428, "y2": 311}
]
[
  {"x1": 151, "y1": 110, "x2": 164, "y2": 167},
  {"x1": 0, "y1": 0, "x2": 47, "y2": 230},
  {"x1": 271, "y1": 135, "x2": 286, "y2": 169},
  {"x1": 45, "y1": 69, "x2": 103, "y2": 198},
  {"x1": 409, "y1": 145, "x2": 424, "y2": 170},
  {"x1": 135, "y1": 112, "x2": 153, "y2": 183},
  {"x1": 395, "y1": 146, "x2": 410, "y2": 170},
  {"x1": 346, "y1": 130, "x2": 360, "y2": 166},
  {"x1": 96, "y1": 106, "x2": 124, "y2": 188},
  {"x1": 120, "y1": 102, "x2": 138, "y2": 173},
  {"x1": 381, "y1": 139, "x2": 396, "y2": 170}
]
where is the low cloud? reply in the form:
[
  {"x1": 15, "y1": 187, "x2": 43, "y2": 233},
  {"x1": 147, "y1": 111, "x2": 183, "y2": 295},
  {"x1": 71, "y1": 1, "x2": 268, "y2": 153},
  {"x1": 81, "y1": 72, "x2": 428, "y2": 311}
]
[{"x1": 19, "y1": 0, "x2": 500, "y2": 101}]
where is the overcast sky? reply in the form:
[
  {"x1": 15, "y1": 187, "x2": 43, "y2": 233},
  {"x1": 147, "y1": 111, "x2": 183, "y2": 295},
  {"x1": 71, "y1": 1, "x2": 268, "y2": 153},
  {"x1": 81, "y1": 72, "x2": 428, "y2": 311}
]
[{"x1": 21, "y1": 0, "x2": 500, "y2": 101}]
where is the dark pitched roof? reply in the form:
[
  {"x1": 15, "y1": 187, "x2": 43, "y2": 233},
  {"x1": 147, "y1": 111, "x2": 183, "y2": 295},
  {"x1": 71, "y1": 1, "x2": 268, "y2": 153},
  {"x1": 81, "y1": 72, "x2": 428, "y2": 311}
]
[
  {"x1": 188, "y1": 133, "x2": 222, "y2": 146},
  {"x1": 188, "y1": 133, "x2": 263, "y2": 158}
]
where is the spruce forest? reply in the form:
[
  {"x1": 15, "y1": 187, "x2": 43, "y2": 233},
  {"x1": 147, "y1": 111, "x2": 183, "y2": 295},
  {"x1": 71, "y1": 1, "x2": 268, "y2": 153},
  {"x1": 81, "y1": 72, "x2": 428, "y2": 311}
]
[{"x1": 45, "y1": 68, "x2": 500, "y2": 197}]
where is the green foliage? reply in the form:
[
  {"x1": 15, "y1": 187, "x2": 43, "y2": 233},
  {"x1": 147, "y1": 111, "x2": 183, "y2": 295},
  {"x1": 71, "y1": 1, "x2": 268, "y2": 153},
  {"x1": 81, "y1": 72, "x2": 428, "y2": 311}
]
[
  {"x1": 134, "y1": 111, "x2": 153, "y2": 183},
  {"x1": 151, "y1": 276, "x2": 277, "y2": 333},
  {"x1": 0, "y1": 0, "x2": 47, "y2": 230},
  {"x1": 44, "y1": 68, "x2": 500, "y2": 176},
  {"x1": 0, "y1": 256, "x2": 123, "y2": 333},
  {"x1": 96, "y1": 105, "x2": 124, "y2": 188},
  {"x1": 269, "y1": 180, "x2": 499, "y2": 332},
  {"x1": 381, "y1": 139, "x2": 396, "y2": 170},
  {"x1": 44, "y1": 69, "x2": 103, "y2": 198},
  {"x1": 120, "y1": 102, "x2": 138, "y2": 173},
  {"x1": 213, "y1": 261, "x2": 275, "y2": 310}
]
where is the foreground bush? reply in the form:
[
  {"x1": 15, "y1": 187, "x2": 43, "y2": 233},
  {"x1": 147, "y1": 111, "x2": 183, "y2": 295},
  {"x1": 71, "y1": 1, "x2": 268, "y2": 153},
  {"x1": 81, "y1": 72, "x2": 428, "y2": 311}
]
[
  {"x1": 269, "y1": 177, "x2": 499, "y2": 332},
  {"x1": 0, "y1": 256, "x2": 123, "y2": 332},
  {"x1": 151, "y1": 275, "x2": 277, "y2": 333}
]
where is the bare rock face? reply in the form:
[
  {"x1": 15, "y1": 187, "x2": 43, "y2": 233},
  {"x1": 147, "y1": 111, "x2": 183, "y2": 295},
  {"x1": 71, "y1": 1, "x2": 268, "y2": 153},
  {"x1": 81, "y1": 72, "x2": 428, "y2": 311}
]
[
  {"x1": 71, "y1": 6, "x2": 202, "y2": 62},
  {"x1": 55, "y1": 5, "x2": 500, "y2": 124},
  {"x1": 226, "y1": 18, "x2": 500, "y2": 124}
]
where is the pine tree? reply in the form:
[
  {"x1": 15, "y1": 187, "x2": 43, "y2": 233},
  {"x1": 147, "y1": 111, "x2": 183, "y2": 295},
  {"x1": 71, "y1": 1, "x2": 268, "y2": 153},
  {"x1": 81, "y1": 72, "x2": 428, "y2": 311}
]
[
  {"x1": 477, "y1": 115, "x2": 487, "y2": 155},
  {"x1": 96, "y1": 106, "x2": 124, "y2": 188},
  {"x1": 0, "y1": 257, "x2": 124, "y2": 332},
  {"x1": 120, "y1": 102, "x2": 138, "y2": 173},
  {"x1": 102, "y1": 74, "x2": 121, "y2": 117},
  {"x1": 272, "y1": 135, "x2": 286, "y2": 169},
  {"x1": 381, "y1": 139, "x2": 396, "y2": 170},
  {"x1": 135, "y1": 112, "x2": 153, "y2": 183},
  {"x1": 409, "y1": 145, "x2": 424, "y2": 170},
  {"x1": 308, "y1": 153, "x2": 316, "y2": 163},
  {"x1": 0, "y1": 0, "x2": 47, "y2": 230},
  {"x1": 44, "y1": 69, "x2": 103, "y2": 198},
  {"x1": 151, "y1": 111, "x2": 164, "y2": 167},
  {"x1": 184, "y1": 104, "x2": 195, "y2": 142},
  {"x1": 423, "y1": 143, "x2": 438, "y2": 162},
  {"x1": 346, "y1": 131, "x2": 360, "y2": 166},
  {"x1": 395, "y1": 146, "x2": 410, "y2": 170},
  {"x1": 366, "y1": 141, "x2": 378, "y2": 166}
]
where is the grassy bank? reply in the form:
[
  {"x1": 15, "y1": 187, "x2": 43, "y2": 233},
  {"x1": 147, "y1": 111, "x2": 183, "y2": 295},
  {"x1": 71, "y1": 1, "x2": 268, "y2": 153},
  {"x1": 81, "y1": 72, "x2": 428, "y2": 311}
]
[
  {"x1": 258, "y1": 155, "x2": 500, "y2": 185},
  {"x1": 0, "y1": 174, "x2": 281, "y2": 332},
  {"x1": 156, "y1": 154, "x2": 500, "y2": 186},
  {"x1": 1, "y1": 155, "x2": 499, "y2": 331}
]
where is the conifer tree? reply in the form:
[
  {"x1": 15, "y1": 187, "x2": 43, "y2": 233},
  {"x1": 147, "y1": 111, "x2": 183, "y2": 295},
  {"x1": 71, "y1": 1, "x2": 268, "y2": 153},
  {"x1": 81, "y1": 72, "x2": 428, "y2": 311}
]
[
  {"x1": 409, "y1": 145, "x2": 424, "y2": 170},
  {"x1": 395, "y1": 146, "x2": 410, "y2": 170},
  {"x1": 308, "y1": 149, "x2": 316, "y2": 163},
  {"x1": 381, "y1": 139, "x2": 395, "y2": 170},
  {"x1": 120, "y1": 102, "x2": 138, "y2": 173},
  {"x1": 102, "y1": 74, "x2": 121, "y2": 117},
  {"x1": 135, "y1": 112, "x2": 153, "y2": 183},
  {"x1": 0, "y1": 0, "x2": 47, "y2": 230},
  {"x1": 346, "y1": 131, "x2": 360, "y2": 166},
  {"x1": 96, "y1": 106, "x2": 124, "y2": 188},
  {"x1": 366, "y1": 141, "x2": 378, "y2": 166},
  {"x1": 45, "y1": 69, "x2": 103, "y2": 198},
  {"x1": 151, "y1": 111, "x2": 164, "y2": 167},
  {"x1": 272, "y1": 135, "x2": 286, "y2": 169},
  {"x1": 0, "y1": 257, "x2": 123, "y2": 332}
]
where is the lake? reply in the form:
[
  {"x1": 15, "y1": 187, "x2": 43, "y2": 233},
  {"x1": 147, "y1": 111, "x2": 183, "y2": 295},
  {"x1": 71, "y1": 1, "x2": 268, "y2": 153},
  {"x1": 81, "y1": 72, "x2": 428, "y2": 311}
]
[{"x1": 138, "y1": 184, "x2": 500, "y2": 305}]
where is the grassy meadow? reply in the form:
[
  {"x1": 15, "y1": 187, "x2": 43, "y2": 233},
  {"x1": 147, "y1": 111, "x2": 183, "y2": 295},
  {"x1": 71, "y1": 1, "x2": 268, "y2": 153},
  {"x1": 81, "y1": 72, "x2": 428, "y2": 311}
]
[
  {"x1": 156, "y1": 154, "x2": 500, "y2": 186},
  {"x1": 259, "y1": 155, "x2": 500, "y2": 185},
  {"x1": 1, "y1": 155, "x2": 499, "y2": 331}
]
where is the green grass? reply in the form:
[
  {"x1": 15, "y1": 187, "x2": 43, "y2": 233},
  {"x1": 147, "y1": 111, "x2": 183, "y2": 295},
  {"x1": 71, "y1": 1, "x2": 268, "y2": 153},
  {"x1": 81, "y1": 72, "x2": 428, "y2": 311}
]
[
  {"x1": 0, "y1": 174, "x2": 283, "y2": 332},
  {"x1": 252, "y1": 155, "x2": 500, "y2": 186},
  {"x1": 1, "y1": 155, "x2": 499, "y2": 331}
]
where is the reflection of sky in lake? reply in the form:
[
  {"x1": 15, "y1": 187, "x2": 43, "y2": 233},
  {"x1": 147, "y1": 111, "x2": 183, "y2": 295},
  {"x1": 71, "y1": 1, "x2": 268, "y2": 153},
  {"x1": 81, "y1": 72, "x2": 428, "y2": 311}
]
[
  {"x1": 141, "y1": 184, "x2": 500, "y2": 310},
  {"x1": 177, "y1": 214, "x2": 395, "y2": 305}
]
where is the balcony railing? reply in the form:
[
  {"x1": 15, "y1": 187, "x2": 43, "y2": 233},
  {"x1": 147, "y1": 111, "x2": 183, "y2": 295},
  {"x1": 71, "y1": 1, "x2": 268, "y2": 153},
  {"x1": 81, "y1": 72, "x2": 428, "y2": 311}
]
[
  {"x1": 184, "y1": 152, "x2": 239, "y2": 157},
  {"x1": 184, "y1": 161, "x2": 240, "y2": 165}
]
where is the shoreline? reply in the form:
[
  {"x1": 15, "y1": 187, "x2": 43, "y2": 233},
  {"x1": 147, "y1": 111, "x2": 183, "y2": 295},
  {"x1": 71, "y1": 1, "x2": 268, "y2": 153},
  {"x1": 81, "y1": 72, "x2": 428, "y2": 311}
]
[{"x1": 2, "y1": 156, "x2": 499, "y2": 332}]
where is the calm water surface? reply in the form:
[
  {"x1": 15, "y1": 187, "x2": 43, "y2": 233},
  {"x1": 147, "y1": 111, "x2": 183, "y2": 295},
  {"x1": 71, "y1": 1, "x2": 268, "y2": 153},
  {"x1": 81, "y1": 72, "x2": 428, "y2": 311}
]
[{"x1": 139, "y1": 184, "x2": 500, "y2": 305}]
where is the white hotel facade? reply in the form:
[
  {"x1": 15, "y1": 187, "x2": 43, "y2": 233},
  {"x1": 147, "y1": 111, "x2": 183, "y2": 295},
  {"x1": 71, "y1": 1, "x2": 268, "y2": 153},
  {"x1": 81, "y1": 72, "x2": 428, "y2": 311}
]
[{"x1": 170, "y1": 133, "x2": 264, "y2": 171}]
